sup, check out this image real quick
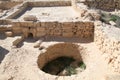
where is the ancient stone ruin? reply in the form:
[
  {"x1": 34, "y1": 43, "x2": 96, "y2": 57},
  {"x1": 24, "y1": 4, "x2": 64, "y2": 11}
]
[{"x1": 0, "y1": 0, "x2": 120, "y2": 80}]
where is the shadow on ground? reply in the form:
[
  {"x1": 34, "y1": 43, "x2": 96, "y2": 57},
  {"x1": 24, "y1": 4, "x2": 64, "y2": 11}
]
[
  {"x1": 0, "y1": 46, "x2": 9, "y2": 64},
  {"x1": 42, "y1": 36, "x2": 93, "y2": 43},
  {"x1": 17, "y1": 36, "x2": 93, "y2": 48},
  {"x1": 0, "y1": 33, "x2": 7, "y2": 40}
]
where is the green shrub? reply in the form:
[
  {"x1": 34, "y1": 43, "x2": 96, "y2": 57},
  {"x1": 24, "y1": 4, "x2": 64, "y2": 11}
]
[
  {"x1": 65, "y1": 66, "x2": 77, "y2": 76},
  {"x1": 78, "y1": 62, "x2": 86, "y2": 69},
  {"x1": 110, "y1": 15, "x2": 119, "y2": 22},
  {"x1": 101, "y1": 12, "x2": 120, "y2": 26}
]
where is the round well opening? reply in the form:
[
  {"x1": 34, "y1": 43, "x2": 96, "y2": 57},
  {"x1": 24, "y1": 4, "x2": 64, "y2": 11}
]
[
  {"x1": 37, "y1": 43, "x2": 86, "y2": 76},
  {"x1": 28, "y1": 33, "x2": 33, "y2": 38}
]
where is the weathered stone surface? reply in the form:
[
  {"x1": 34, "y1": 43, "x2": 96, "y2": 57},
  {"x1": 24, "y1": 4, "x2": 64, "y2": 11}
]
[
  {"x1": 83, "y1": 0, "x2": 120, "y2": 11},
  {"x1": 94, "y1": 21, "x2": 120, "y2": 73},
  {"x1": 0, "y1": 1, "x2": 22, "y2": 10},
  {"x1": 36, "y1": 32, "x2": 46, "y2": 37},
  {"x1": 12, "y1": 36, "x2": 24, "y2": 47},
  {"x1": 24, "y1": 15, "x2": 37, "y2": 21},
  {"x1": 62, "y1": 32, "x2": 73, "y2": 37},
  {"x1": 5, "y1": 31, "x2": 13, "y2": 37},
  {"x1": 37, "y1": 43, "x2": 83, "y2": 69},
  {"x1": 10, "y1": 21, "x2": 94, "y2": 38},
  {"x1": 36, "y1": 27, "x2": 45, "y2": 32}
]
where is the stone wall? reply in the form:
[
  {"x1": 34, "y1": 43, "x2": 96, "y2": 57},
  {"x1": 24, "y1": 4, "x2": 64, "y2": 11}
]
[
  {"x1": 12, "y1": 21, "x2": 94, "y2": 38},
  {"x1": 0, "y1": 19, "x2": 11, "y2": 25},
  {"x1": 6, "y1": 2, "x2": 28, "y2": 19},
  {"x1": 71, "y1": 0, "x2": 101, "y2": 21},
  {"x1": 28, "y1": 0, "x2": 71, "y2": 7},
  {"x1": 0, "y1": 1, "x2": 22, "y2": 10},
  {"x1": 94, "y1": 21, "x2": 120, "y2": 73},
  {"x1": 0, "y1": 19, "x2": 12, "y2": 32},
  {"x1": 83, "y1": 0, "x2": 120, "y2": 11},
  {"x1": 37, "y1": 43, "x2": 83, "y2": 69},
  {"x1": 6, "y1": 1, "x2": 71, "y2": 19}
]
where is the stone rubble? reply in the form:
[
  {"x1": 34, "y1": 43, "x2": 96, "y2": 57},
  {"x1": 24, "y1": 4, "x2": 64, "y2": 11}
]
[{"x1": 94, "y1": 21, "x2": 120, "y2": 73}]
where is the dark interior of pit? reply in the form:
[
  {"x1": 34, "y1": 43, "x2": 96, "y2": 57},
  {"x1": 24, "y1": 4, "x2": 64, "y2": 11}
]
[
  {"x1": 28, "y1": 33, "x2": 33, "y2": 38},
  {"x1": 42, "y1": 57, "x2": 86, "y2": 76}
]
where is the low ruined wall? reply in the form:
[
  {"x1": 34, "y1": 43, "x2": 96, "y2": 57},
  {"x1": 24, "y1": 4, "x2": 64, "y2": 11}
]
[
  {"x1": 0, "y1": 19, "x2": 12, "y2": 32},
  {"x1": 6, "y1": 1, "x2": 71, "y2": 19},
  {"x1": 71, "y1": 0, "x2": 100, "y2": 21},
  {"x1": 12, "y1": 36, "x2": 24, "y2": 47},
  {"x1": 12, "y1": 21, "x2": 94, "y2": 38},
  {"x1": 83, "y1": 0, "x2": 120, "y2": 11},
  {"x1": 0, "y1": 19, "x2": 11, "y2": 25},
  {"x1": 0, "y1": 1, "x2": 22, "y2": 10},
  {"x1": 94, "y1": 21, "x2": 120, "y2": 73},
  {"x1": 6, "y1": 2, "x2": 28, "y2": 19},
  {"x1": 28, "y1": 0, "x2": 71, "y2": 7}
]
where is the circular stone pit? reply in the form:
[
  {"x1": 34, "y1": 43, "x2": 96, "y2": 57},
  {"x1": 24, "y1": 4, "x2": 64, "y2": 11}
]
[{"x1": 37, "y1": 43, "x2": 86, "y2": 76}]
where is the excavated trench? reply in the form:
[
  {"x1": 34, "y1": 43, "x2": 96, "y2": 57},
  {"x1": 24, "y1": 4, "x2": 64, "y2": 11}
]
[{"x1": 37, "y1": 43, "x2": 86, "y2": 76}]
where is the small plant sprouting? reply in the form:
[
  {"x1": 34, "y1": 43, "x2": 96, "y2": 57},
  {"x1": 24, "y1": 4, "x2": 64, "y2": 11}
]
[
  {"x1": 78, "y1": 62, "x2": 86, "y2": 69},
  {"x1": 110, "y1": 15, "x2": 119, "y2": 22},
  {"x1": 65, "y1": 66, "x2": 77, "y2": 76}
]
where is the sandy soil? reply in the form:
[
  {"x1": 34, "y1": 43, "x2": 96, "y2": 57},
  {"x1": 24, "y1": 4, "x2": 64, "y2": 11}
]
[
  {"x1": 0, "y1": 33, "x2": 114, "y2": 80},
  {"x1": 17, "y1": 6, "x2": 79, "y2": 21}
]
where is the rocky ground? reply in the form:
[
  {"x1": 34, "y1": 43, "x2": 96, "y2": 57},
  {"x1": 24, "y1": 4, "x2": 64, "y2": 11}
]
[
  {"x1": 0, "y1": 0, "x2": 120, "y2": 80},
  {"x1": 0, "y1": 33, "x2": 119, "y2": 80}
]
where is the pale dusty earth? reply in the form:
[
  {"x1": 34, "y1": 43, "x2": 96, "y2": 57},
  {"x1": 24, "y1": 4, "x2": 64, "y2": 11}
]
[
  {"x1": 0, "y1": 33, "x2": 119, "y2": 80},
  {"x1": 0, "y1": 0, "x2": 120, "y2": 80},
  {"x1": 18, "y1": 6, "x2": 80, "y2": 21}
]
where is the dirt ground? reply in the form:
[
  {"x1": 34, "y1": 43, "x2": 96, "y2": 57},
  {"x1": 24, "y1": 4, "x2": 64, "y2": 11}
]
[
  {"x1": 18, "y1": 6, "x2": 79, "y2": 21},
  {"x1": 0, "y1": 33, "x2": 117, "y2": 80}
]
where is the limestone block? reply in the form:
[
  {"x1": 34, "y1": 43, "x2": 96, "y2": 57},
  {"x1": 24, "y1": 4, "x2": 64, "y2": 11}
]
[
  {"x1": 76, "y1": 31, "x2": 82, "y2": 34},
  {"x1": 6, "y1": 25, "x2": 12, "y2": 30},
  {"x1": 5, "y1": 31, "x2": 13, "y2": 37},
  {"x1": 27, "y1": 21, "x2": 34, "y2": 27},
  {"x1": 41, "y1": 22, "x2": 46, "y2": 27},
  {"x1": 12, "y1": 37, "x2": 24, "y2": 47},
  {"x1": 62, "y1": 22, "x2": 74, "y2": 28},
  {"x1": 20, "y1": 22, "x2": 28, "y2": 27},
  {"x1": 62, "y1": 27, "x2": 73, "y2": 31},
  {"x1": 62, "y1": 32, "x2": 73, "y2": 37},
  {"x1": 24, "y1": 15, "x2": 37, "y2": 21},
  {"x1": 53, "y1": 29, "x2": 62, "y2": 35},
  {"x1": 36, "y1": 32, "x2": 46, "y2": 37},
  {"x1": 33, "y1": 22, "x2": 37, "y2": 27},
  {"x1": 34, "y1": 40, "x2": 41, "y2": 48},
  {"x1": 49, "y1": 31, "x2": 54, "y2": 36},
  {"x1": 12, "y1": 22, "x2": 20, "y2": 27},
  {"x1": 62, "y1": 28, "x2": 73, "y2": 32},
  {"x1": 72, "y1": 29, "x2": 77, "y2": 33},
  {"x1": 53, "y1": 29, "x2": 62, "y2": 33},
  {"x1": 29, "y1": 27, "x2": 35, "y2": 32},
  {"x1": 0, "y1": 27, "x2": 6, "y2": 31},
  {"x1": 36, "y1": 27, "x2": 45, "y2": 32},
  {"x1": 22, "y1": 27, "x2": 29, "y2": 33},
  {"x1": 75, "y1": 22, "x2": 84, "y2": 26},
  {"x1": 12, "y1": 26, "x2": 22, "y2": 34},
  {"x1": 36, "y1": 22, "x2": 41, "y2": 27},
  {"x1": 76, "y1": 34, "x2": 84, "y2": 38},
  {"x1": 54, "y1": 32, "x2": 61, "y2": 36},
  {"x1": 12, "y1": 26, "x2": 21, "y2": 30},
  {"x1": 45, "y1": 22, "x2": 57, "y2": 28}
]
